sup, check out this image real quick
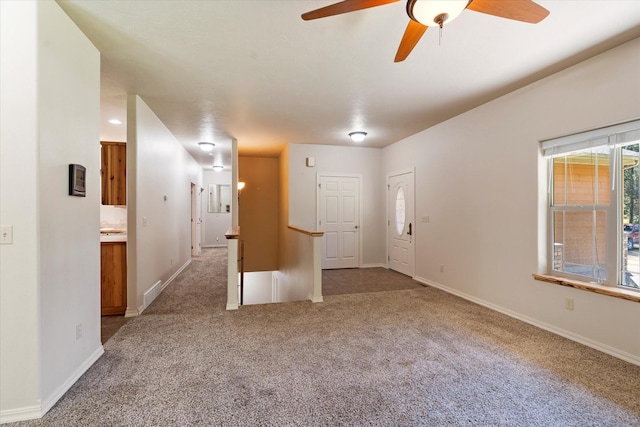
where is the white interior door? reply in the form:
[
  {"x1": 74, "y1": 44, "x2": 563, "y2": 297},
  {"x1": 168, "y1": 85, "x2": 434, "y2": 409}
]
[
  {"x1": 319, "y1": 175, "x2": 360, "y2": 269},
  {"x1": 191, "y1": 183, "x2": 198, "y2": 256},
  {"x1": 388, "y1": 170, "x2": 414, "y2": 277}
]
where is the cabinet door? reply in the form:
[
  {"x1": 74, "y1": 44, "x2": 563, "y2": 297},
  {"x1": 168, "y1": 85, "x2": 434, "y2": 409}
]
[
  {"x1": 101, "y1": 242, "x2": 127, "y2": 315},
  {"x1": 101, "y1": 142, "x2": 126, "y2": 205}
]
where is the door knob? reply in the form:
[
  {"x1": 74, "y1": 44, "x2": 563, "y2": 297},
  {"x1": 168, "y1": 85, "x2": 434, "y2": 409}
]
[{"x1": 354, "y1": 225, "x2": 359, "y2": 230}]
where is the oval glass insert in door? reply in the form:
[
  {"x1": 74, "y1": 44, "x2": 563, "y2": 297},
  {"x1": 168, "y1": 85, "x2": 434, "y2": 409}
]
[{"x1": 395, "y1": 187, "x2": 406, "y2": 236}]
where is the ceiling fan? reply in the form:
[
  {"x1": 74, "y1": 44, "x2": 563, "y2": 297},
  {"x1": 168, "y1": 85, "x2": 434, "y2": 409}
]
[{"x1": 301, "y1": 0, "x2": 550, "y2": 62}]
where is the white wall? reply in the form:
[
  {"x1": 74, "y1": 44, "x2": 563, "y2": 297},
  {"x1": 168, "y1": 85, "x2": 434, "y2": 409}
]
[
  {"x1": 288, "y1": 144, "x2": 385, "y2": 267},
  {"x1": 38, "y1": 0, "x2": 102, "y2": 410},
  {"x1": 277, "y1": 228, "x2": 321, "y2": 303},
  {"x1": 0, "y1": 1, "x2": 41, "y2": 418},
  {"x1": 203, "y1": 170, "x2": 232, "y2": 247},
  {"x1": 127, "y1": 95, "x2": 203, "y2": 314},
  {"x1": 1, "y1": 0, "x2": 102, "y2": 421},
  {"x1": 383, "y1": 38, "x2": 640, "y2": 363}
]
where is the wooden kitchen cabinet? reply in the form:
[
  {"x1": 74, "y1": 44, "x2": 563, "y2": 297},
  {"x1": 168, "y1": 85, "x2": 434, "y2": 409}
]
[
  {"x1": 101, "y1": 242, "x2": 127, "y2": 315},
  {"x1": 101, "y1": 141, "x2": 126, "y2": 205}
]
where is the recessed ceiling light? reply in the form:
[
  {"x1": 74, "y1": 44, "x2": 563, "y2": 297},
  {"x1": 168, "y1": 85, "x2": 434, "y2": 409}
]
[
  {"x1": 198, "y1": 142, "x2": 215, "y2": 152},
  {"x1": 348, "y1": 131, "x2": 367, "y2": 143},
  {"x1": 108, "y1": 118, "x2": 122, "y2": 125}
]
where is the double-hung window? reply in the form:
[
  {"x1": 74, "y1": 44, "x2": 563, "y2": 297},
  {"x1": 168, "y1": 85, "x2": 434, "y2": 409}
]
[{"x1": 542, "y1": 120, "x2": 640, "y2": 292}]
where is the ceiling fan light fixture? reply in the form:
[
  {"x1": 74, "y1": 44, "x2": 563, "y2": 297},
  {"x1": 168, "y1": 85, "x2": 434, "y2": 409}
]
[
  {"x1": 198, "y1": 142, "x2": 215, "y2": 152},
  {"x1": 408, "y1": 0, "x2": 469, "y2": 27},
  {"x1": 349, "y1": 131, "x2": 367, "y2": 143}
]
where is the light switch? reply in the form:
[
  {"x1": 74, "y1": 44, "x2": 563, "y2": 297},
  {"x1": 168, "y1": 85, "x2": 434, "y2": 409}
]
[{"x1": 1, "y1": 225, "x2": 13, "y2": 244}]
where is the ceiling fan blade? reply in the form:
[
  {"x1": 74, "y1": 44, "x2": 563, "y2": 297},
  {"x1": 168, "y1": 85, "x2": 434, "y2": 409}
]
[
  {"x1": 467, "y1": 0, "x2": 549, "y2": 23},
  {"x1": 394, "y1": 19, "x2": 428, "y2": 62},
  {"x1": 302, "y1": 0, "x2": 399, "y2": 21}
]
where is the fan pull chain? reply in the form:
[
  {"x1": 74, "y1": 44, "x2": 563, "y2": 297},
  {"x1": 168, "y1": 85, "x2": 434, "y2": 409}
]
[{"x1": 436, "y1": 18, "x2": 445, "y2": 46}]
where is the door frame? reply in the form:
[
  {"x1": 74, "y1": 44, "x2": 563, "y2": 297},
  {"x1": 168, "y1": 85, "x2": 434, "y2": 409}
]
[
  {"x1": 190, "y1": 182, "x2": 201, "y2": 257},
  {"x1": 316, "y1": 172, "x2": 363, "y2": 269},
  {"x1": 386, "y1": 168, "x2": 415, "y2": 277}
]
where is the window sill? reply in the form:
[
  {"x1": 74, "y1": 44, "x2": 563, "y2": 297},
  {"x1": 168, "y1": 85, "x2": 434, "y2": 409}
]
[{"x1": 532, "y1": 274, "x2": 640, "y2": 303}]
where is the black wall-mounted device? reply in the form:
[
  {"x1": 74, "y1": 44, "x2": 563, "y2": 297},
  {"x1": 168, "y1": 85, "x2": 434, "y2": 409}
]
[{"x1": 69, "y1": 164, "x2": 86, "y2": 197}]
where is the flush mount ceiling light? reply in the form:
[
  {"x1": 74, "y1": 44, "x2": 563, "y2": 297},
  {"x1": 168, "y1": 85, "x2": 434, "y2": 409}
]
[
  {"x1": 407, "y1": 0, "x2": 468, "y2": 28},
  {"x1": 198, "y1": 142, "x2": 215, "y2": 152},
  {"x1": 212, "y1": 165, "x2": 224, "y2": 171},
  {"x1": 349, "y1": 131, "x2": 367, "y2": 143},
  {"x1": 108, "y1": 118, "x2": 122, "y2": 125}
]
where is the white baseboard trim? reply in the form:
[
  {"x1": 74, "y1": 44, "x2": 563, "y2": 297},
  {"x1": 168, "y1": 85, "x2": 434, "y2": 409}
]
[
  {"x1": 414, "y1": 275, "x2": 640, "y2": 367},
  {"x1": 0, "y1": 404, "x2": 42, "y2": 424},
  {"x1": 203, "y1": 244, "x2": 227, "y2": 248},
  {"x1": 161, "y1": 259, "x2": 191, "y2": 292},
  {"x1": 137, "y1": 258, "x2": 193, "y2": 315},
  {"x1": 1, "y1": 345, "x2": 105, "y2": 424},
  {"x1": 310, "y1": 296, "x2": 324, "y2": 303},
  {"x1": 360, "y1": 263, "x2": 386, "y2": 268},
  {"x1": 143, "y1": 280, "x2": 163, "y2": 310},
  {"x1": 226, "y1": 303, "x2": 239, "y2": 310},
  {"x1": 40, "y1": 346, "x2": 105, "y2": 416},
  {"x1": 124, "y1": 307, "x2": 140, "y2": 318}
]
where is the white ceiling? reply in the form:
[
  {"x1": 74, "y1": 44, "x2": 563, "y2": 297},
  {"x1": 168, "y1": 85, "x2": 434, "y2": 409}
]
[{"x1": 57, "y1": 0, "x2": 640, "y2": 170}]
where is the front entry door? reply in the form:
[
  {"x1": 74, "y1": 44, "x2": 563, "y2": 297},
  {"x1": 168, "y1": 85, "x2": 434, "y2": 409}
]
[
  {"x1": 319, "y1": 175, "x2": 360, "y2": 269},
  {"x1": 388, "y1": 170, "x2": 414, "y2": 277}
]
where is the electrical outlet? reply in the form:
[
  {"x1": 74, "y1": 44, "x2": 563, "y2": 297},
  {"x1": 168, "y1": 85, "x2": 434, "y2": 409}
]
[
  {"x1": 75, "y1": 323, "x2": 82, "y2": 340},
  {"x1": 422, "y1": 216, "x2": 430, "y2": 223},
  {"x1": 1, "y1": 225, "x2": 13, "y2": 244},
  {"x1": 439, "y1": 264, "x2": 444, "y2": 273},
  {"x1": 565, "y1": 298, "x2": 574, "y2": 311}
]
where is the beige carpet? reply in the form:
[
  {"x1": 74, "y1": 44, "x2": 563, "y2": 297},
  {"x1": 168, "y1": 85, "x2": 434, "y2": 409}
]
[
  {"x1": 13, "y1": 248, "x2": 640, "y2": 426},
  {"x1": 322, "y1": 267, "x2": 424, "y2": 296}
]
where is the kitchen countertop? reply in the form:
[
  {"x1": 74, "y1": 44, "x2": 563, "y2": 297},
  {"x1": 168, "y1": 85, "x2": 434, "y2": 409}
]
[
  {"x1": 101, "y1": 234, "x2": 127, "y2": 243},
  {"x1": 100, "y1": 228, "x2": 127, "y2": 243}
]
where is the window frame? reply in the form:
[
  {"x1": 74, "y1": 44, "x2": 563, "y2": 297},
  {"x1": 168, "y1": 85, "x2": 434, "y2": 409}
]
[{"x1": 542, "y1": 119, "x2": 640, "y2": 291}]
